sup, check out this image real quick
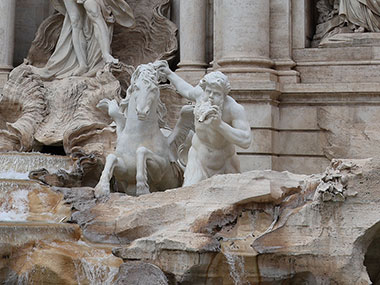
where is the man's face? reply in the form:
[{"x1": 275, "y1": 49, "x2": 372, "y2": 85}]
[{"x1": 205, "y1": 86, "x2": 224, "y2": 107}]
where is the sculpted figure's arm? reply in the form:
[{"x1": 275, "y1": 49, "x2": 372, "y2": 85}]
[
  {"x1": 210, "y1": 102, "x2": 252, "y2": 149},
  {"x1": 156, "y1": 61, "x2": 199, "y2": 101}
]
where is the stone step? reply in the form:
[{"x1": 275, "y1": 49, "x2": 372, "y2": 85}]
[
  {"x1": 0, "y1": 179, "x2": 71, "y2": 222},
  {"x1": 0, "y1": 221, "x2": 81, "y2": 245},
  {"x1": 0, "y1": 152, "x2": 73, "y2": 180}
]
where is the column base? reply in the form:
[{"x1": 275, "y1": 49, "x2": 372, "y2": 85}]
[
  {"x1": 277, "y1": 70, "x2": 300, "y2": 84},
  {"x1": 0, "y1": 66, "x2": 12, "y2": 88},
  {"x1": 213, "y1": 57, "x2": 280, "y2": 91},
  {"x1": 274, "y1": 59, "x2": 300, "y2": 84},
  {"x1": 215, "y1": 68, "x2": 280, "y2": 93},
  {"x1": 175, "y1": 68, "x2": 206, "y2": 86}
]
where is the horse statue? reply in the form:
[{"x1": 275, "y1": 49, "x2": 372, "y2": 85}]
[{"x1": 94, "y1": 61, "x2": 194, "y2": 197}]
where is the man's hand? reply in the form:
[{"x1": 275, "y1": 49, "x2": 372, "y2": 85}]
[
  {"x1": 153, "y1": 60, "x2": 171, "y2": 82},
  {"x1": 203, "y1": 105, "x2": 222, "y2": 129}
]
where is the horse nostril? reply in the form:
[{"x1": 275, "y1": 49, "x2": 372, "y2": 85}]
[{"x1": 136, "y1": 106, "x2": 150, "y2": 118}]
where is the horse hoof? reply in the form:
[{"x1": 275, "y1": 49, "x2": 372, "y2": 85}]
[
  {"x1": 136, "y1": 185, "x2": 150, "y2": 196},
  {"x1": 94, "y1": 182, "x2": 110, "y2": 198}
]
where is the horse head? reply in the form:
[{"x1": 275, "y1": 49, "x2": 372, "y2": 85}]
[{"x1": 127, "y1": 64, "x2": 160, "y2": 121}]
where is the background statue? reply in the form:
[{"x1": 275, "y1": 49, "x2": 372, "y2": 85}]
[
  {"x1": 339, "y1": 0, "x2": 380, "y2": 32},
  {"x1": 0, "y1": 0, "x2": 178, "y2": 157},
  {"x1": 94, "y1": 61, "x2": 194, "y2": 197},
  {"x1": 313, "y1": 0, "x2": 380, "y2": 46},
  {"x1": 31, "y1": 0, "x2": 135, "y2": 79},
  {"x1": 157, "y1": 62, "x2": 252, "y2": 186}
]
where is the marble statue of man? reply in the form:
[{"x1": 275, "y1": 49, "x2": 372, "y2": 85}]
[
  {"x1": 157, "y1": 62, "x2": 252, "y2": 186},
  {"x1": 32, "y1": 0, "x2": 135, "y2": 78}
]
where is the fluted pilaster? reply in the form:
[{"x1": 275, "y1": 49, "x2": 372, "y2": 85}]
[
  {"x1": 176, "y1": 0, "x2": 207, "y2": 85},
  {"x1": 0, "y1": 0, "x2": 16, "y2": 87}
]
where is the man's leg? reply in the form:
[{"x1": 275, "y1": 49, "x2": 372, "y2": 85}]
[
  {"x1": 83, "y1": 0, "x2": 118, "y2": 63},
  {"x1": 63, "y1": 0, "x2": 88, "y2": 75}
]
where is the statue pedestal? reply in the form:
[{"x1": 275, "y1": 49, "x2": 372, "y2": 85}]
[{"x1": 319, "y1": 32, "x2": 380, "y2": 48}]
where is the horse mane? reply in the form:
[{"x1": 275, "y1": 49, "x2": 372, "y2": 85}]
[{"x1": 123, "y1": 64, "x2": 170, "y2": 129}]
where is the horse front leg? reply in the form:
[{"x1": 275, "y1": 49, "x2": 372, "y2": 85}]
[
  {"x1": 135, "y1": 146, "x2": 167, "y2": 196},
  {"x1": 94, "y1": 153, "x2": 118, "y2": 198}
]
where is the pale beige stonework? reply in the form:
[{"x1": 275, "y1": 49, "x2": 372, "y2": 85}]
[
  {"x1": 175, "y1": 0, "x2": 207, "y2": 85},
  {"x1": 70, "y1": 158, "x2": 379, "y2": 284},
  {"x1": 2, "y1": 1, "x2": 380, "y2": 284},
  {"x1": 213, "y1": 0, "x2": 278, "y2": 91},
  {"x1": 8, "y1": 0, "x2": 380, "y2": 175}
]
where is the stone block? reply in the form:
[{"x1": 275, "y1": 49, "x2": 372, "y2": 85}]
[
  {"x1": 240, "y1": 103, "x2": 278, "y2": 128},
  {"x1": 278, "y1": 106, "x2": 319, "y2": 130},
  {"x1": 273, "y1": 156, "x2": 330, "y2": 174},
  {"x1": 239, "y1": 154, "x2": 273, "y2": 172},
  {"x1": 237, "y1": 129, "x2": 274, "y2": 153},
  {"x1": 293, "y1": 47, "x2": 374, "y2": 62},
  {"x1": 276, "y1": 131, "x2": 326, "y2": 156},
  {"x1": 296, "y1": 64, "x2": 380, "y2": 84}
]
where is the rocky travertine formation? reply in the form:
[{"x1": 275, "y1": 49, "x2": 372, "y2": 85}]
[
  {"x1": 0, "y1": 64, "x2": 119, "y2": 156},
  {"x1": 59, "y1": 158, "x2": 379, "y2": 284},
  {"x1": 115, "y1": 262, "x2": 169, "y2": 285},
  {"x1": 0, "y1": 152, "x2": 73, "y2": 178},
  {"x1": 0, "y1": 154, "x2": 122, "y2": 284},
  {"x1": 0, "y1": 69, "x2": 185, "y2": 162},
  {"x1": 315, "y1": 158, "x2": 363, "y2": 202},
  {"x1": 72, "y1": 171, "x2": 307, "y2": 244},
  {"x1": 1, "y1": 239, "x2": 123, "y2": 284},
  {"x1": 0, "y1": 180, "x2": 70, "y2": 222},
  {"x1": 2, "y1": 153, "x2": 380, "y2": 284}
]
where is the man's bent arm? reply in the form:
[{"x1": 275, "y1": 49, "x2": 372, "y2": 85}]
[
  {"x1": 214, "y1": 103, "x2": 251, "y2": 148},
  {"x1": 217, "y1": 119, "x2": 251, "y2": 149}
]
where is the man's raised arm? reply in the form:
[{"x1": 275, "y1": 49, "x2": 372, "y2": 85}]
[{"x1": 155, "y1": 61, "x2": 199, "y2": 101}]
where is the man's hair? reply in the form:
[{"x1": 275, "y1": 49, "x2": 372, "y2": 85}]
[{"x1": 199, "y1": 71, "x2": 231, "y2": 95}]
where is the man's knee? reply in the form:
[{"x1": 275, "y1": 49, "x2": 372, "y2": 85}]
[
  {"x1": 71, "y1": 20, "x2": 82, "y2": 29},
  {"x1": 68, "y1": 10, "x2": 83, "y2": 28},
  {"x1": 83, "y1": 0, "x2": 101, "y2": 18}
]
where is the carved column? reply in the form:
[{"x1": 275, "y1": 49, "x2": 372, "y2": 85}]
[
  {"x1": 0, "y1": 0, "x2": 16, "y2": 87},
  {"x1": 271, "y1": 0, "x2": 300, "y2": 83},
  {"x1": 176, "y1": 0, "x2": 207, "y2": 85},
  {"x1": 213, "y1": 0, "x2": 279, "y2": 172},
  {"x1": 214, "y1": 0, "x2": 277, "y2": 89}
]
